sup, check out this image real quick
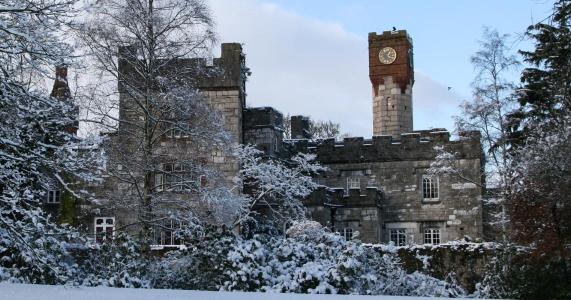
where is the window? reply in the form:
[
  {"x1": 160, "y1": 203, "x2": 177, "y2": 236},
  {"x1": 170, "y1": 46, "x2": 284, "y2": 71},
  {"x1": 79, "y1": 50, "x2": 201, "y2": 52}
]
[
  {"x1": 167, "y1": 122, "x2": 190, "y2": 138},
  {"x1": 347, "y1": 177, "x2": 360, "y2": 190},
  {"x1": 155, "y1": 163, "x2": 199, "y2": 192},
  {"x1": 46, "y1": 190, "x2": 61, "y2": 204},
  {"x1": 389, "y1": 229, "x2": 407, "y2": 246},
  {"x1": 343, "y1": 228, "x2": 353, "y2": 241},
  {"x1": 94, "y1": 217, "x2": 115, "y2": 243},
  {"x1": 155, "y1": 171, "x2": 165, "y2": 192},
  {"x1": 422, "y1": 175, "x2": 439, "y2": 200},
  {"x1": 424, "y1": 228, "x2": 440, "y2": 245},
  {"x1": 274, "y1": 136, "x2": 279, "y2": 152},
  {"x1": 152, "y1": 219, "x2": 182, "y2": 247}
]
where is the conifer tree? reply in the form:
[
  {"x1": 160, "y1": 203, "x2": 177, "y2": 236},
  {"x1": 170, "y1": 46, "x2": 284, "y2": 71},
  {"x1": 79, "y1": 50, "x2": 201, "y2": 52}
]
[
  {"x1": 510, "y1": 0, "x2": 571, "y2": 142},
  {"x1": 0, "y1": 0, "x2": 102, "y2": 283}
]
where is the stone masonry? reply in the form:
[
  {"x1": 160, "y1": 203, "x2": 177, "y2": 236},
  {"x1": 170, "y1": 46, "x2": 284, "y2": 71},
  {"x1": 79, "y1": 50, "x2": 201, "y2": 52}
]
[
  {"x1": 47, "y1": 29, "x2": 486, "y2": 247},
  {"x1": 286, "y1": 130, "x2": 484, "y2": 244},
  {"x1": 369, "y1": 30, "x2": 414, "y2": 137}
]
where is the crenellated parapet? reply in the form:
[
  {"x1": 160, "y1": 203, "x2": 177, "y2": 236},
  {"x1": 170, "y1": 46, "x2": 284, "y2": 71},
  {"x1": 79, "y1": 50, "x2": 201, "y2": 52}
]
[
  {"x1": 243, "y1": 107, "x2": 284, "y2": 156},
  {"x1": 283, "y1": 129, "x2": 481, "y2": 163}
]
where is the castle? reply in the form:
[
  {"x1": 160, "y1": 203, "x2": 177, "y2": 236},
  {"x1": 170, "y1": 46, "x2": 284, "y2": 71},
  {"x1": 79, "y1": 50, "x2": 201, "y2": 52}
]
[
  {"x1": 45, "y1": 30, "x2": 485, "y2": 246},
  {"x1": 244, "y1": 31, "x2": 484, "y2": 244}
]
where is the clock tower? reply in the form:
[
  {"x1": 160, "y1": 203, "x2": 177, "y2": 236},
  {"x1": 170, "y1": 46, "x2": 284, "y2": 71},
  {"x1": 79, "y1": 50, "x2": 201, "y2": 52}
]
[{"x1": 369, "y1": 30, "x2": 414, "y2": 137}]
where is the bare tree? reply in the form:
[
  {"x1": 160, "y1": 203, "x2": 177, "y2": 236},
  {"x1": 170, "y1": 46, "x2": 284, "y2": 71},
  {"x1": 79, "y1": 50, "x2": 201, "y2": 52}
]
[
  {"x1": 460, "y1": 28, "x2": 520, "y2": 190},
  {"x1": 283, "y1": 114, "x2": 346, "y2": 139},
  {"x1": 429, "y1": 29, "x2": 519, "y2": 242},
  {"x1": 76, "y1": 0, "x2": 238, "y2": 243}
]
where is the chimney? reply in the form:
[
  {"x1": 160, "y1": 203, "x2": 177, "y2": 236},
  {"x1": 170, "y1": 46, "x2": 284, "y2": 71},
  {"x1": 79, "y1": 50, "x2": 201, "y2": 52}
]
[
  {"x1": 291, "y1": 115, "x2": 311, "y2": 139},
  {"x1": 50, "y1": 66, "x2": 71, "y2": 100},
  {"x1": 51, "y1": 66, "x2": 78, "y2": 135}
]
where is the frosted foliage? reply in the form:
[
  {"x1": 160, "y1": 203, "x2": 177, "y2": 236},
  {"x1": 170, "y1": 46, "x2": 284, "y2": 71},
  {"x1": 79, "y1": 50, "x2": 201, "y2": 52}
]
[
  {"x1": 232, "y1": 145, "x2": 325, "y2": 226},
  {"x1": 77, "y1": 234, "x2": 149, "y2": 288},
  {"x1": 0, "y1": 0, "x2": 103, "y2": 284},
  {"x1": 286, "y1": 220, "x2": 326, "y2": 239},
  {"x1": 427, "y1": 146, "x2": 459, "y2": 176},
  {"x1": 222, "y1": 232, "x2": 465, "y2": 297}
]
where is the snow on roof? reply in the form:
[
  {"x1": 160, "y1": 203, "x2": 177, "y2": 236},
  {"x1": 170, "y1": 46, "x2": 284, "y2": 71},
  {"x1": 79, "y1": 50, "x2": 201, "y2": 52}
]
[{"x1": 0, "y1": 283, "x2": 470, "y2": 300}]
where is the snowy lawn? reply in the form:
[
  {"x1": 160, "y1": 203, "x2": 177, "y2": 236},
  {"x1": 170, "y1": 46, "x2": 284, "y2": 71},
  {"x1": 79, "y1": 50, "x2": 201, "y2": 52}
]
[{"x1": 0, "y1": 283, "x2": 474, "y2": 300}]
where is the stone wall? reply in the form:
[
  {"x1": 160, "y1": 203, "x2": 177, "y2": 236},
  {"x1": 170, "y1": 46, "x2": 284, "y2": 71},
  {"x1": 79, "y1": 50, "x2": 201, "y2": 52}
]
[
  {"x1": 87, "y1": 43, "x2": 248, "y2": 237},
  {"x1": 373, "y1": 76, "x2": 413, "y2": 137},
  {"x1": 292, "y1": 129, "x2": 484, "y2": 244},
  {"x1": 243, "y1": 107, "x2": 284, "y2": 157},
  {"x1": 371, "y1": 242, "x2": 496, "y2": 293},
  {"x1": 306, "y1": 187, "x2": 382, "y2": 243}
]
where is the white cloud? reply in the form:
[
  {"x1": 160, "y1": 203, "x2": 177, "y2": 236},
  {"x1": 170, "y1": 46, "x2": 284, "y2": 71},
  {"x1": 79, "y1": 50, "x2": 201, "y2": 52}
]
[{"x1": 211, "y1": 0, "x2": 464, "y2": 137}]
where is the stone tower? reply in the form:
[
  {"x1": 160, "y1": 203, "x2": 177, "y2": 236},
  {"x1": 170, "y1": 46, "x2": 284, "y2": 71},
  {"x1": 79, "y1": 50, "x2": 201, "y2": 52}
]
[{"x1": 369, "y1": 30, "x2": 414, "y2": 137}]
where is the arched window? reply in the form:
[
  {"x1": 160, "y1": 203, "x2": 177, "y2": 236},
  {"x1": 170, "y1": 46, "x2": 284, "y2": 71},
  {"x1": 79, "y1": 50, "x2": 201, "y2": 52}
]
[{"x1": 422, "y1": 175, "x2": 439, "y2": 200}]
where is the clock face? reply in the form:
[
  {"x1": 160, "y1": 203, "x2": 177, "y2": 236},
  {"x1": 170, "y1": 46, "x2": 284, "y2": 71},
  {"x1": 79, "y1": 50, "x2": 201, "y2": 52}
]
[{"x1": 379, "y1": 47, "x2": 397, "y2": 64}]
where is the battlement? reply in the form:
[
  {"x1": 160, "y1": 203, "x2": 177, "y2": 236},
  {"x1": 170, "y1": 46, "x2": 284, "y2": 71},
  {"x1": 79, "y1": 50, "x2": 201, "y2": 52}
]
[
  {"x1": 368, "y1": 30, "x2": 413, "y2": 45},
  {"x1": 243, "y1": 107, "x2": 283, "y2": 130},
  {"x1": 305, "y1": 186, "x2": 382, "y2": 207},
  {"x1": 118, "y1": 43, "x2": 246, "y2": 93},
  {"x1": 283, "y1": 129, "x2": 481, "y2": 163}
]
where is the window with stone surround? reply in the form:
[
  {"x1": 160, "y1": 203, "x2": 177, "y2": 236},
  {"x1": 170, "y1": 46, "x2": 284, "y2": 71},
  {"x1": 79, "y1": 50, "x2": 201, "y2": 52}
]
[
  {"x1": 155, "y1": 163, "x2": 201, "y2": 192},
  {"x1": 424, "y1": 228, "x2": 440, "y2": 245},
  {"x1": 389, "y1": 228, "x2": 407, "y2": 246},
  {"x1": 422, "y1": 175, "x2": 439, "y2": 200},
  {"x1": 347, "y1": 177, "x2": 360, "y2": 190},
  {"x1": 167, "y1": 122, "x2": 190, "y2": 138},
  {"x1": 46, "y1": 190, "x2": 61, "y2": 204},
  {"x1": 94, "y1": 217, "x2": 115, "y2": 243},
  {"x1": 343, "y1": 228, "x2": 353, "y2": 241},
  {"x1": 151, "y1": 219, "x2": 182, "y2": 248}
]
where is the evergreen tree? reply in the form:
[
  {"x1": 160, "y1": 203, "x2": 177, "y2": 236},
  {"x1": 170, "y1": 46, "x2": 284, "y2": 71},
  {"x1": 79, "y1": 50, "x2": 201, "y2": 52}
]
[
  {"x1": 510, "y1": 0, "x2": 571, "y2": 142},
  {"x1": 0, "y1": 0, "x2": 102, "y2": 283}
]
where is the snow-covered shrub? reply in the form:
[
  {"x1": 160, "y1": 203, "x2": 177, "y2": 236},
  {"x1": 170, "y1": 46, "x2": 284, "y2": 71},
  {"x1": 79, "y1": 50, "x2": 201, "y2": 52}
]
[
  {"x1": 150, "y1": 225, "x2": 236, "y2": 290},
  {"x1": 286, "y1": 220, "x2": 327, "y2": 239},
  {"x1": 0, "y1": 225, "x2": 78, "y2": 284},
  {"x1": 222, "y1": 228, "x2": 465, "y2": 297},
  {"x1": 76, "y1": 233, "x2": 149, "y2": 288}
]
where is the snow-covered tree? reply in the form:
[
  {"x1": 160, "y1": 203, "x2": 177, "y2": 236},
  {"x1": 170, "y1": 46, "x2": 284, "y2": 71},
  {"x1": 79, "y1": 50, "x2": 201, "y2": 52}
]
[
  {"x1": 511, "y1": 0, "x2": 571, "y2": 142},
  {"x1": 231, "y1": 145, "x2": 325, "y2": 231},
  {"x1": 474, "y1": 2, "x2": 571, "y2": 298},
  {"x1": 0, "y1": 0, "x2": 102, "y2": 283},
  {"x1": 430, "y1": 29, "x2": 519, "y2": 243},
  {"x1": 76, "y1": 0, "x2": 239, "y2": 242},
  {"x1": 77, "y1": 233, "x2": 149, "y2": 288}
]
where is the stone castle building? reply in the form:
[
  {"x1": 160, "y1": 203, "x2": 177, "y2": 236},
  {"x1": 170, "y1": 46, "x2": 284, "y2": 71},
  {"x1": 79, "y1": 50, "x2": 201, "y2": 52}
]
[
  {"x1": 245, "y1": 30, "x2": 485, "y2": 245},
  {"x1": 46, "y1": 30, "x2": 484, "y2": 246}
]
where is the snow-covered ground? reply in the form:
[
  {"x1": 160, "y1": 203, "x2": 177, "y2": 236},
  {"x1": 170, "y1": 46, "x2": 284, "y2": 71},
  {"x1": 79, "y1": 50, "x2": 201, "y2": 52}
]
[{"x1": 0, "y1": 283, "x2": 473, "y2": 300}]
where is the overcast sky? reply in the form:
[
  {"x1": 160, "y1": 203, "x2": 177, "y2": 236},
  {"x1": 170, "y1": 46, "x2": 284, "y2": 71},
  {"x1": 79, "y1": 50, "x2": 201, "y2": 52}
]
[{"x1": 209, "y1": 0, "x2": 555, "y2": 137}]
